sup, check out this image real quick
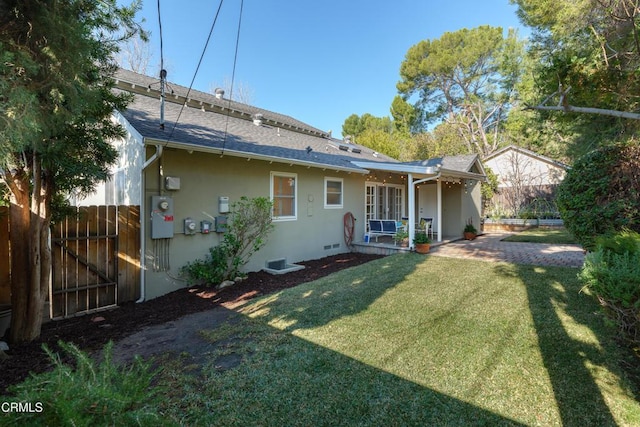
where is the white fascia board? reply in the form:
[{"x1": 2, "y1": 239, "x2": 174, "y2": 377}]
[
  {"x1": 145, "y1": 138, "x2": 368, "y2": 175},
  {"x1": 351, "y1": 161, "x2": 439, "y2": 175},
  {"x1": 440, "y1": 168, "x2": 487, "y2": 181}
]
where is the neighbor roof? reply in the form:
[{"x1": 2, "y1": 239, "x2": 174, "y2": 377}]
[{"x1": 484, "y1": 145, "x2": 570, "y2": 170}]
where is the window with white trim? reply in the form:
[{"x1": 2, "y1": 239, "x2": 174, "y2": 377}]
[
  {"x1": 271, "y1": 172, "x2": 297, "y2": 220},
  {"x1": 324, "y1": 177, "x2": 343, "y2": 208}
]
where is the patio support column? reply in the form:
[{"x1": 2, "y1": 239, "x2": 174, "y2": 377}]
[
  {"x1": 437, "y1": 178, "x2": 442, "y2": 242},
  {"x1": 407, "y1": 173, "x2": 415, "y2": 249}
]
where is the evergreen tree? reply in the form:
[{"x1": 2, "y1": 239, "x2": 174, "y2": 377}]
[{"x1": 0, "y1": 0, "x2": 143, "y2": 343}]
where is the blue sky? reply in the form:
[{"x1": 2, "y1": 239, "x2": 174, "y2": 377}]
[{"x1": 129, "y1": 0, "x2": 526, "y2": 136}]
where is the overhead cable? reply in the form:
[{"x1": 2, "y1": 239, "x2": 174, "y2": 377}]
[
  {"x1": 166, "y1": 0, "x2": 225, "y2": 143},
  {"x1": 221, "y1": 0, "x2": 244, "y2": 155}
]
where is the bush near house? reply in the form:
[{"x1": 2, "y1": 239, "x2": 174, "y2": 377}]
[
  {"x1": 579, "y1": 230, "x2": 640, "y2": 345},
  {"x1": 557, "y1": 142, "x2": 640, "y2": 250},
  {"x1": 182, "y1": 197, "x2": 274, "y2": 286}
]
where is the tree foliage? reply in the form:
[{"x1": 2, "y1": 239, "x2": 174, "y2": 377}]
[
  {"x1": 390, "y1": 95, "x2": 418, "y2": 135},
  {"x1": 0, "y1": 0, "x2": 143, "y2": 343},
  {"x1": 341, "y1": 113, "x2": 404, "y2": 158},
  {"x1": 556, "y1": 141, "x2": 640, "y2": 250},
  {"x1": 341, "y1": 113, "x2": 393, "y2": 138},
  {"x1": 513, "y1": 0, "x2": 640, "y2": 152},
  {"x1": 397, "y1": 26, "x2": 524, "y2": 157},
  {"x1": 579, "y1": 230, "x2": 640, "y2": 346}
]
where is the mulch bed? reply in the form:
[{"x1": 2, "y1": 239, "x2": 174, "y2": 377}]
[{"x1": 0, "y1": 252, "x2": 384, "y2": 395}]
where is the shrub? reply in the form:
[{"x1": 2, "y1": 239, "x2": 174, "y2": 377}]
[
  {"x1": 413, "y1": 231, "x2": 431, "y2": 244},
  {"x1": 181, "y1": 196, "x2": 274, "y2": 286},
  {"x1": 557, "y1": 141, "x2": 640, "y2": 250},
  {"x1": 579, "y1": 230, "x2": 640, "y2": 344},
  {"x1": 463, "y1": 218, "x2": 477, "y2": 233},
  {"x1": 181, "y1": 245, "x2": 228, "y2": 285},
  {"x1": 7, "y1": 341, "x2": 161, "y2": 426}
]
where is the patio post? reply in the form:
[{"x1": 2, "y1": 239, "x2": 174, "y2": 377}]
[
  {"x1": 407, "y1": 173, "x2": 415, "y2": 249},
  {"x1": 437, "y1": 178, "x2": 442, "y2": 242}
]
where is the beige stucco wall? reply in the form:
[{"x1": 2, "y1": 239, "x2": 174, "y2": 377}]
[
  {"x1": 461, "y1": 179, "x2": 482, "y2": 234},
  {"x1": 417, "y1": 178, "x2": 481, "y2": 239},
  {"x1": 143, "y1": 149, "x2": 368, "y2": 299}
]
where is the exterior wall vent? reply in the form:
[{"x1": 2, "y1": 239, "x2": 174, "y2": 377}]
[
  {"x1": 350, "y1": 148, "x2": 361, "y2": 154},
  {"x1": 338, "y1": 145, "x2": 349, "y2": 151}
]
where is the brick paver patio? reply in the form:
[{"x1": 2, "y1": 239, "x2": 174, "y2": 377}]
[{"x1": 430, "y1": 232, "x2": 585, "y2": 268}]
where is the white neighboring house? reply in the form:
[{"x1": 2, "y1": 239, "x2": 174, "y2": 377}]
[{"x1": 483, "y1": 145, "x2": 569, "y2": 217}]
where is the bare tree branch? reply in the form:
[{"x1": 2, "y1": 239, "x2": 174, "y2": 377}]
[{"x1": 526, "y1": 83, "x2": 640, "y2": 120}]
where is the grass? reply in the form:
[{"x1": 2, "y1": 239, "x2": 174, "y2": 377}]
[
  {"x1": 152, "y1": 254, "x2": 640, "y2": 426},
  {"x1": 501, "y1": 227, "x2": 578, "y2": 244}
]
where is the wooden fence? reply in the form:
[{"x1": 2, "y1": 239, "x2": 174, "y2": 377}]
[{"x1": 0, "y1": 205, "x2": 140, "y2": 319}]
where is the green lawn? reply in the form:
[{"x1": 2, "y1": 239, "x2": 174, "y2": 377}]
[
  {"x1": 502, "y1": 227, "x2": 578, "y2": 244},
  {"x1": 157, "y1": 254, "x2": 639, "y2": 426}
]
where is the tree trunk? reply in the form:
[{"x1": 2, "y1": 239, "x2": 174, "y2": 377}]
[{"x1": 6, "y1": 157, "x2": 52, "y2": 344}]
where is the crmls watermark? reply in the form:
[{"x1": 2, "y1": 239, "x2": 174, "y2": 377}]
[{"x1": 1, "y1": 401, "x2": 44, "y2": 413}]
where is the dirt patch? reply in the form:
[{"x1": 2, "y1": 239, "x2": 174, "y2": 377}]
[{"x1": 0, "y1": 252, "x2": 383, "y2": 395}]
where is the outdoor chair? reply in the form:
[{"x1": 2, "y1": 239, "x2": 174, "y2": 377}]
[{"x1": 419, "y1": 217, "x2": 434, "y2": 240}]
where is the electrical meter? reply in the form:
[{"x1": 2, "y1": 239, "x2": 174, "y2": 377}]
[
  {"x1": 151, "y1": 196, "x2": 174, "y2": 239},
  {"x1": 184, "y1": 218, "x2": 197, "y2": 235}
]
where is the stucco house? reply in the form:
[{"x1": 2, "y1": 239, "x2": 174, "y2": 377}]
[
  {"x1": 83, "y1": 69, "x2": 486, "y2": 300},
  {"x1": 483, "y1": 145, "x2": 569, "y2": 217}
]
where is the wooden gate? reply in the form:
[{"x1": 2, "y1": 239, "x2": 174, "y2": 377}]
[{"x1": 51, "y1": 205, "x2": 140, "y2": 319}]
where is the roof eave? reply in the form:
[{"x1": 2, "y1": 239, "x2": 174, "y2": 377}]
[
  {"x1": 144, "y1": 137, "x2": 368, "y2": 175},
  {"x1": 440, "y1": 168, "x2": 487, "y2": 182},
  {"x1": 351, "y1": 161, "x2": 438, "y2": 175}
]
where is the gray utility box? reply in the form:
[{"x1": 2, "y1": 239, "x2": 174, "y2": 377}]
[{"x1": 151, "y1": 196, "x2": 175, "y2": 239}]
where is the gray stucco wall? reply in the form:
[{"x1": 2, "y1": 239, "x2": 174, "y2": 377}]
[{"x1": 143, "y1": 149, "x2": 367, "y2": 299}]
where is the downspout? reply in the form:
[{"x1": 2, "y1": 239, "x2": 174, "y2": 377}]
[{"x1": 137, "y1": 143, "x2": 163, "y2": 303}]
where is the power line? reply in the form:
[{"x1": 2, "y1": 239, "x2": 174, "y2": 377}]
[
  {"x1": 157, "y1": 0, "x2": 166, "y2": 129},
  {"x1": 221, "y1": 0, "x2": 244, "y2": 155},
  {"x1": 157, "y1": 0, "x2": 164, "y2": 72},
  {"x1": 166, "y1": 0, "x2": 225, "y2": 143}
]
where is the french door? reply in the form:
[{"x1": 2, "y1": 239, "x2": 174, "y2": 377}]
[{"x1": 365, "y1": 183, "x2": 404, "y2": 230}]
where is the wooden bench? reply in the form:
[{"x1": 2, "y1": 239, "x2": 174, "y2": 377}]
[{"x1": 368, "y1": 219, "x2": 403, "y2": 242}]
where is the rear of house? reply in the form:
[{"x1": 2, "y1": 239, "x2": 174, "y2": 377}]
[{"x1": 78, "y1": 69, "x2": 485, "y2": 301}]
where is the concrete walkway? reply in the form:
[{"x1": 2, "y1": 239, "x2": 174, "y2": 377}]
[{"x1": 429, "y1": 232, "x2": 585, "y2": 268}]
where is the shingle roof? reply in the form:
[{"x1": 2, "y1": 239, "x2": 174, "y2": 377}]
[
  {"x1": 484, "y1": 145, "x2": 570, "y2": 170},
  {"x1": 114, "y1": 69, "x2": 484, "y2": 179},
  {"x1": 404, "y1": 154, "x2": 482, "y2": 174},
  {"x1": 116, "y1": 69, "x2": 329, "y2": 137},
  {"x1": 114, "y1": 69, "x2": 397, "y2": 172}
]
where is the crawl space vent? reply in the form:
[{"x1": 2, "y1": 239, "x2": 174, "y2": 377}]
[{"x1": 264, "y1": 258, "x2": 305, "y2": 275}]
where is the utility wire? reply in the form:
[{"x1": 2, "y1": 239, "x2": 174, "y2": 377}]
[
  {"x1": 157, "y1": 0, "x2": 166, "y2": 129},
  {"x1": 157, "y1": 0, "x2": 164, "y2": 72},
  {"x1": 221, "y1": 0, "x2": 244, "y2": 155},
  {"x1": 166, "y1": 0, "x2": 225, "y2": 143}
]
